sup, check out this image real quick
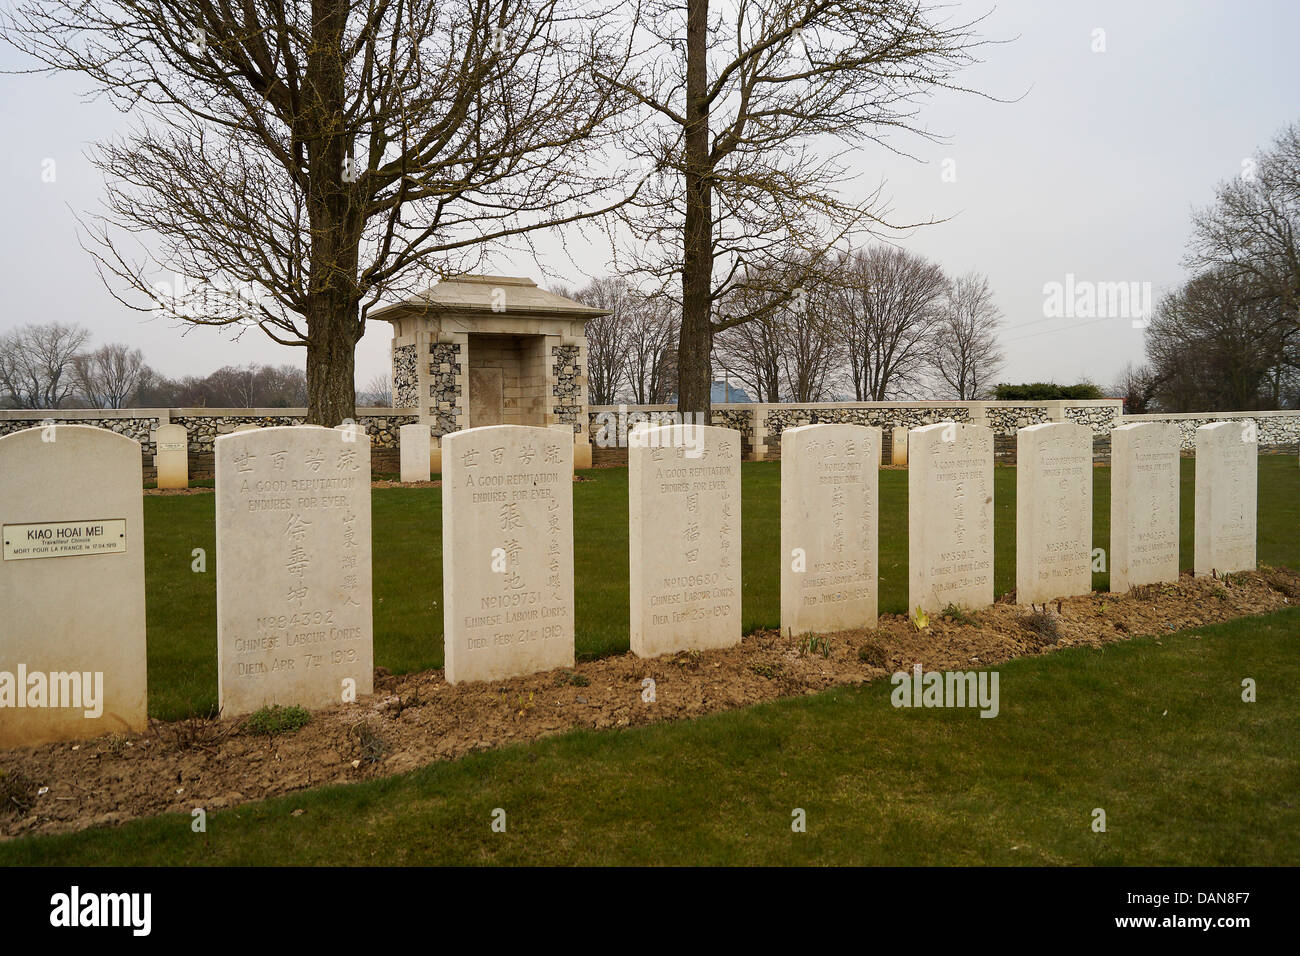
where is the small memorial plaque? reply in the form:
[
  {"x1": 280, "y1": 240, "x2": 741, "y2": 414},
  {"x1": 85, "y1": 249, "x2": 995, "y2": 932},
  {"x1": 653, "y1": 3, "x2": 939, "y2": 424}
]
[{"x1": 3, "y1": 519, "x2": 127, "y2": 561}]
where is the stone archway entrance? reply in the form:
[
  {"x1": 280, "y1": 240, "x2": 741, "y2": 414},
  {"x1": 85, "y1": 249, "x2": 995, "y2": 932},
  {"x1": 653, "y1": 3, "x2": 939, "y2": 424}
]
[{"x1": 371, "y1": 274, "x2": 602, "y2": 469}]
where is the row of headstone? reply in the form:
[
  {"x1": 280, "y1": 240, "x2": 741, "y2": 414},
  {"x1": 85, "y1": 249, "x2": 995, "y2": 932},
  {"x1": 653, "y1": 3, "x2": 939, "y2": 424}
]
[{"x1": 0, "y1": 417, "x2": 1259, "y2": 747}]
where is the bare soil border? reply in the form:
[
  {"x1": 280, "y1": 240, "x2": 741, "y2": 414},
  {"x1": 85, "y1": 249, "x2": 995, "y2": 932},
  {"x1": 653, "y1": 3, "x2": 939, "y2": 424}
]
[{"x1": 1, "y1": 567, "x2": 1296, "y2": 840}]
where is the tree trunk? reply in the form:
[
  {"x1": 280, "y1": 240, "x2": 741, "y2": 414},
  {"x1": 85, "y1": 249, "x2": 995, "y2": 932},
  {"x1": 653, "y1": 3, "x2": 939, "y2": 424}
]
[
  {"x1": 306, "y1": 297, "x2": 360, "y2": 425},
  {"x1": 678, "y1": 0, "x2": 713, "y2": 423},
  {"x1": 302, "y1": 0, "x2": 363, "y2": 425}
]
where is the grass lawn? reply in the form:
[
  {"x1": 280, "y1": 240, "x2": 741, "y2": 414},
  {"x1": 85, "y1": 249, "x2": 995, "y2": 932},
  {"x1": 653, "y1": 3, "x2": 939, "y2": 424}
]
[
  {"x1": 5, "y1": 607, "x2": 1297, "y2": 865},
  {"x1": 143, "y1": 457, "x2": 1300, "y2": 721}
]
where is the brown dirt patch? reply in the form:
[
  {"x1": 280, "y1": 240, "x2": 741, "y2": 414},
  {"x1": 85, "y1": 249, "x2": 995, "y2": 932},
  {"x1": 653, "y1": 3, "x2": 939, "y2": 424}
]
[{"x1": 2, "y1": 567, "x2": 1295, "y2": 840}]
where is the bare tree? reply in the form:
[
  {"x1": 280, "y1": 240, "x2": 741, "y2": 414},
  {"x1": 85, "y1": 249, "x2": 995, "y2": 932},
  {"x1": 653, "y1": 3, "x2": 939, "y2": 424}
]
[
  {"x1": 931, "y1": 271, "x2": 1003, "y2": 399},
  {"x1": 569, "y1": 277, "x2": 633, "y2": 406},
  {"x1": 1112, "y1": 361, "x2": 1161, "y2": 415},
  {"x1": 830, "y1": 245, "x2": 948, "y2": 400},
  {"x1": 1145, "y1": 269, "x2": 1295, "y2": 411},
  {"x1": 3, "y1": 0, "x2": 632, "y2": 425},
  {"x1": 606, "y1": 0, "x2": 987, "y2": 419},
  {"x1": 623, "y1": 292, "x2": 678, "y2": 404},
  {"x1": 714, "y1": 257, "x2": 843, "y2": 401},
  {"x1": 359, "y1": 373, "x2": 393, "y2": 407},
  {"x1": 0, "y1": 322, "x2": 91, "y2": 408},
  {"x1": 1188, "y1": 120, "x2": 1300, "y2": 331},
  {"x1": 73, "y1": 343, "x2": 149, "y2": 408},
  {"x1": 777, "y1": 276, "x2": 845, "y2": 402},
  {"x1": 713, "y1": 285, "x2": 783, "y2": 402}
]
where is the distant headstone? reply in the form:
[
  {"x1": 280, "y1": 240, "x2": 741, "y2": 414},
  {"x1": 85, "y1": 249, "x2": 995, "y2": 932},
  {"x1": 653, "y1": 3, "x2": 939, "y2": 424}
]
[
  {"x1": 1016, "y1": 422, "x2": 1092, "y2": 604},
  {"x1": 908, "y1": 422, "x2": 995, "y2": 614},
  {"x1": 399, "y1": 423, "x2": 431, "y2": 482},
  {"x1": 153, "y1": 423, "x2": 189, "y2": 489},
  {"x1": 1109, "y1": 422, "x2": 1180, "y2": 592},
  {"x1": 574, "y1": 436, "x2": 593, "y2": 470},
  {"x1": 0, "y1": 425, "x2": 147, "y2": 746},
  {"x1": 780, "y1": 424, "x2": 880, "y2": 635},
  {"x1": 630, "y1": 423, "x2": 741, "y2": 657},
  {"x1": 216, "y1": 425, "x2": 373, "y2": 716},
  {"x1": 442, "y1": 425, "x2": 575, "y2": 683},
  {"x1": 550, "y1": 423, "x2": 593, "y2": 472},
  {"x1": 891, "y1": 426, "x2": 909, "y2": 465},
  {"x1": 1195, "y1": 421, "x2": 1257, "y2": 576}
]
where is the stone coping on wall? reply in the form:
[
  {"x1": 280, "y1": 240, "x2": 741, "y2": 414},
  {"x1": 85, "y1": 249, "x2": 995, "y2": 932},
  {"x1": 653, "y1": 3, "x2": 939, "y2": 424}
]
[
  {"x1": 0, "y1": 408, "x2": 416, "y2": 457},
  {"x1": 0, "y1": 406, "x2": 404, "y2": 423},
  {"x1": 1122, "y1": 410, "x2": 1300, "y2": 450},
  {"x1": 1122, "y1": 409, "x2": 1300, "y2": 420},
  {"x1": 587, "y1": 400, "x2": 1124, "y2": 411}
]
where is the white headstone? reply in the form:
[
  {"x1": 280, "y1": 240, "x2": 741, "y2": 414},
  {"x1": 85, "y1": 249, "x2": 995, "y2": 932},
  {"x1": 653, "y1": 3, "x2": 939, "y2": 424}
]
[
  {"x1": 1016, "y1": 422, "x2": 1092, "y2": 604},
  {"x1": 908, "y1": 422, "x2": 995, "y2": 614},
  {"x1": 153, "y1": 423, "x2": 189, "y2": 489},
  {"x1": 442, "y1": 425, "x2": 575, "y2": 683},
  {"x1": 0, "y1": 425, "x2": 147, "y2": 747},
  {"x1": 630, "y1": 423, "x2": 741, "y2": 657},
  {"x1": 1195, "y1": 421, "x2": 1257, "y2": 576},
  {"x1": 891, "y1": 425, "x2": 909, "y2": 465},
  {"x1": 549, "y1": 423, "x2": 594, "y2": 473},
  {"x1": 399, "y1": 423, "x2": 431, "y2": 482},
  {"x1": 216, "y1": 425, "x2": 373, "y2": 716},
  {"x1": 1109, "y1": 422, "x2": 1180, "y2": 592},
  {"x1": 780, "y1": 424, "x2": 880, "y2": 635},
  {"x1": 232, "y1": 423, "x2": 260, "y2": 433}
]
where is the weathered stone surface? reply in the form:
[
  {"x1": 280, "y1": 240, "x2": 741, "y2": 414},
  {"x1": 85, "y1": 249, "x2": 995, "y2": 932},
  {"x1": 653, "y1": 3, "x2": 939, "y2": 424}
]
[
  {"x1": 1110, "y1": 422, "x2": 1180, "y2": 592},
  {"x1": 891, "y1": 426, "x2": 909, "y2": 465},
  {"x1": 1016, "y1": 422, "x2": 1092, "y2": 604},
  {"x1": 1195, "y1": 421, "x2": 1257, "y2": 576},
  {"x1": 908, "y1": 422, "x2": 995, "y2": 614},
  {"x1": 216, "y1": 426, "x2": 373, "y2": 716},
  {"x1": 153, "y1": 423, "x2": 189, "y2": 489},
  {"x1": 0, "y1": 425, "x2": 147, "y2": 746},
  {"x1": 780, "y1": 424, "x2": 879, "y2": 635},
  {"x1": 442, "y1": 425, "x2": 574, "y2": 683},
  {"x1": 630, "y1": 424, "x2": 741, "y2": 657},
  {"x1": 399, "y1": 423, "x2": 431, "y2": 482}
]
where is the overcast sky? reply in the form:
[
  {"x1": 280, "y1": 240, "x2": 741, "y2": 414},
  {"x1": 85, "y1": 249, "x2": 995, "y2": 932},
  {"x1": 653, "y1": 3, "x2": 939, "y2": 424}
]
[{"x1": 1, "y1": 0, "x2": 1297, "y2": 397}]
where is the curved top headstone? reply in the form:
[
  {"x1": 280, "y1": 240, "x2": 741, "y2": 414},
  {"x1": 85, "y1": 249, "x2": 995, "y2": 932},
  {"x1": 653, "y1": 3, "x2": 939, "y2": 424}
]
[
  {"x1": 215, "y1": 425, "x2": 373, "y2": 716},
  {"x1": 0, "y1": 424, "x2": 147, "y2": 747}
]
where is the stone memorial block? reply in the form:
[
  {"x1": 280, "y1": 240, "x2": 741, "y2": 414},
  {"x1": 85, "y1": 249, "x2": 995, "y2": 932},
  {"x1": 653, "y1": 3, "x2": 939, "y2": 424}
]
[
  {"x1": 442, "y1": 425, "x2": 575, "y2": 683},
  {"x1": 629, "y1": 423, "x2": 742, "y2": 657},
  {"x1": 399, "y1": 423, "x2": 431, "y2": 482},
  {"x1": 1016, "y1": 422, "x2": 1092, "y2": 604},
  {"x1": 547, "y1": 423, "x2": 591, "y2": 473},
  {"x1": 216, "y1": 425, "x2": 373, "y2": 716},
  {"x1": 908, "y1": 422, "x2": 994, "y2": 614},
  {"x1": 891, "y1": 426, "x2": 909, "y2": 466},
  {"x1": 1195, "y1": 421, "x2": 1257, "y2": 576},
  {"x1": 0, "y1": 425, "x2": 147, "y2": 747},
  {"x1": 1109, "y1": 422, "x2": 1180, "y2": 592},
  {"x1": 780, "y1": 424, "x2": 880, "y2": 635},
  {"x1": 574, "y1": 436, "x2": 593, "y2": 470},
  {"x1": 153, "y1": 423, "x2": 189, "y2": 489}
]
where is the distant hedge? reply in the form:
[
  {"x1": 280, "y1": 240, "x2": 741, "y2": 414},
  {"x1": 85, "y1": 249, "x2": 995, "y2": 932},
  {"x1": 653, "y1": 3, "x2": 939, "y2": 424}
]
[{"x1": 992, "y1": 382, "x2": 1105, "y2": 401}]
